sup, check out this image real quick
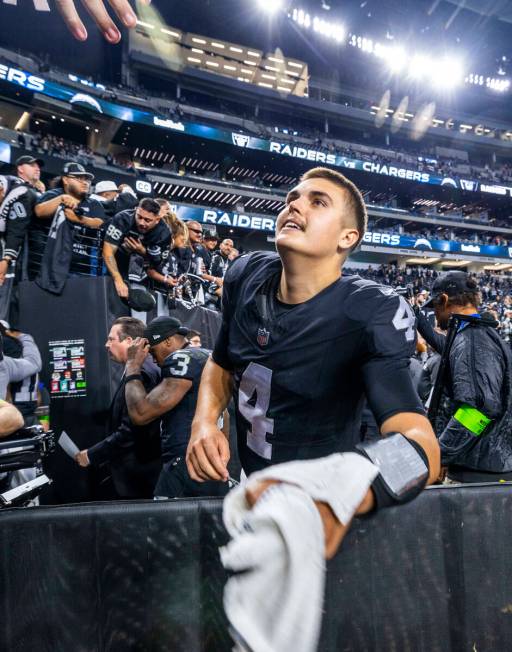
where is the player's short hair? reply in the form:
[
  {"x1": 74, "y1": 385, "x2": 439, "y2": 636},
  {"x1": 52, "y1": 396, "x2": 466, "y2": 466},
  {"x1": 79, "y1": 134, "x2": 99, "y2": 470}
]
[
  {"x1": 138, "y1": 197, "x2": 160, "y2": 215},
  {"x1": 112, "y1": 317, "x2": 145, "y2": 341},
  {"x1": 300, "y1": 167, "x2": 367, "y2": 250}
]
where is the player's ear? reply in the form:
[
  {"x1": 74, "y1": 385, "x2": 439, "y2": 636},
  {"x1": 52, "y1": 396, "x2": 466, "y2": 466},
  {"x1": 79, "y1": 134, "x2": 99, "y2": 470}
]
[
  {"x1": 337, "y1": 227, "x2": 359, "y2": 252},
  {"x1": 439, "y1": 293, "x2": 449, "y2": 309}
]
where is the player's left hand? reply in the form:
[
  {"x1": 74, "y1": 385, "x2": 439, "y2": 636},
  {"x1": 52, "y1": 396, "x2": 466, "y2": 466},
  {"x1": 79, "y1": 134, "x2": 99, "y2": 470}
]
[
  {"x1": 124, "y1": 237, "x2": 146, "y2": 255},
  {"x1": 126, "y1": 337, "x2": 149, "y2": 370},
  {"x1": 245, "y1": 479, "x2": 351, "y2": 560},
  {"x1": 55, "y1": 0, "x2": 151, "y2": 43}
]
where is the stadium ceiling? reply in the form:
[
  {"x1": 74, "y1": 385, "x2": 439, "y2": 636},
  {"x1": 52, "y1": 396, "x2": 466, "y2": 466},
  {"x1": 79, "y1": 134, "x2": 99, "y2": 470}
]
[{"x1": 445, "y1": 1, "x2": 512, "y2": 23}]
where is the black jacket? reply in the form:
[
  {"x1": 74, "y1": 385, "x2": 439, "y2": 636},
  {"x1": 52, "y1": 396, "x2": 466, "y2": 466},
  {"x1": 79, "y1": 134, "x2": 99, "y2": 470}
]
[
  {"x1": 88, "y1": 357, "x2": 161, "y2": 465},
  {"x1": 421, "y1": 316, "x2": 512, "y2": 472}
]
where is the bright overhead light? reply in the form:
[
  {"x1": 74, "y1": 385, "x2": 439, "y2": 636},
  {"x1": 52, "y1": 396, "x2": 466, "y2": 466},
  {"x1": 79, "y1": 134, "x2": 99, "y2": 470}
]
[
  {"x1": 431, "y1": 57, "x2": 464, "y2": 88},
  {"x1": 409, "y1": 55, "x2": 431, "y2": 80},
  {"x1": 257, "y1": 0, "x2": 282, "y2": 13},
  {"x1": 383, "y1": 46, "x2": 407, "y2": 73}
]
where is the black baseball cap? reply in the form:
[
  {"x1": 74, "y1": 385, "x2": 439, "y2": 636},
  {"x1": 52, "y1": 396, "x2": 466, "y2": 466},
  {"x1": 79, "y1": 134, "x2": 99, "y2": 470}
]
[
  {"x1": 16, "y1": 155, "x2": 44, "y2": 168},
  {"x1": 144, "y1": 316, "x2": 188, "y2": 346},
  {"x1": 204, "y1": 229, "x2": 219, "y2": 240},
  {"x1": 423, "y1": 272, "x2": 476, "y2": 308},
  {"x1": 62, "y1": 161, "x2": 94, "y2": 180},
  {"x1": 121, "y1": 288, "x2": 156, "y2": 312}
]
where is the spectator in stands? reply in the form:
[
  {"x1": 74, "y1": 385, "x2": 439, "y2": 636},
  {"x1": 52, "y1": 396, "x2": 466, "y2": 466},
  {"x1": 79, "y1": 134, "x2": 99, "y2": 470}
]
[
  {"x1": 210, "y1": 238, "x2": 233, "y2": 286},
  {"x1": 90, "y1": 180, "x2": 118, "y2": 203},
  {"x1": 228, "y1": 247, "x2": 239, "y2": 262},
  {"x1": 0, "y1": 156, "x2": 43, "y2": 290},
  {"x1": 102, "y1": 197, "x2": 171, "y2": 298},
  {"x1": 501, "y1": 309, "x2": 512, "y2": 345},
  {"x1": 113, "y1": 184, "x2": 139, "y2": 214},
  {"x1": 0, "y1": 327, "x2": 42, "y2": 401},
  {"x1": 124, "y1": 316, "x2": 228, "y2": 498},
  {"x1": 201, "y1": 229, "x2": 218, "y2": 271},
  {"x1": 31, "y1": 162, "x2": 105, "y2": 284},
  {"x1": 187, "y1": 330, "x2": 202, "y2": 347},
  {"x1": 186, "y1": 220, "x2": 209, "y2": 277},
  {"x1": 75, "y1": 317, "x2": 161, "y2": 499},
  {"x1": 420, "y1": 272, "x2": 512, "y2": 483}
]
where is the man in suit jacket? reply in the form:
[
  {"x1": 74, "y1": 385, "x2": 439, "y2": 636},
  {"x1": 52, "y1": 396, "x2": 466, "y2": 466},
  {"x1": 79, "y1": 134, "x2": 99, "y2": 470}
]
[{"x1": 75, "y1": 317, "x2": 161, "y2": 498}]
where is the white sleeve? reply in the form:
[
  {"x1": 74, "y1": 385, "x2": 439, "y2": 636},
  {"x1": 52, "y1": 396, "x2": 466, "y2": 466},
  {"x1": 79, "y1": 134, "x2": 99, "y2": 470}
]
[{"x1": 2, "y1": 334, "x2": 42, "y2": 383}]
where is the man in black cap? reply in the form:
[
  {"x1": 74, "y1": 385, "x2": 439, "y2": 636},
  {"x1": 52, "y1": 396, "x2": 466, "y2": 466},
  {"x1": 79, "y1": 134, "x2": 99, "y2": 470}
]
[
  {"x1": 0, "y1": 156, "x2": 44, "y2": 287},
  {"x1": 124, "y1": 315, "x2": 227, "y2": 498},
  {"x1": 31, "y1": 162, "x2": 106, "y2": 281},
  {"x1": 417, "y1": 271, "x2": 512, "y2": 482}
]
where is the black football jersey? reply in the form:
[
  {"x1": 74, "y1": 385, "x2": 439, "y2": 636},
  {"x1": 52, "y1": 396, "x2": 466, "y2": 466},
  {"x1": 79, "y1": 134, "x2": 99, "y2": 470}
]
[
  {"x1": 160, "y1": 345, "x2": 209, "y2": 461},
  {"x1": 150, "y1": 247, "x2": 179, "y2": 293},
  {"x1": 212, "y1": 251, "x2": 424, "y2": 475},
  {"x1": 0, "y1": 175, "x2": 37, "y2": 261},
  {"x1": 103, "y1": 209, "x2": 171, "y2": 269},
  {"x1": 31, "y1": 189, "x2": 105, "y2": 277}
]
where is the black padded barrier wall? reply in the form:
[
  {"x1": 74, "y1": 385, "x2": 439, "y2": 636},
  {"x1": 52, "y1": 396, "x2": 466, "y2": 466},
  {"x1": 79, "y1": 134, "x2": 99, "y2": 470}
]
[{"x1": 2, "y1": 483, "x2": 512, "y2": 652}]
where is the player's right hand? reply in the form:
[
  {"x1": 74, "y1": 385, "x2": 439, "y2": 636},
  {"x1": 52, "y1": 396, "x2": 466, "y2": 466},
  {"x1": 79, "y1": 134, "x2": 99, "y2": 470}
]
[
  {"x1": 115, "y1": 278, "x2": 129, "y2": 298},
  {"x1": 187, "y1": 421, "x2": 230, "y2": 482}
]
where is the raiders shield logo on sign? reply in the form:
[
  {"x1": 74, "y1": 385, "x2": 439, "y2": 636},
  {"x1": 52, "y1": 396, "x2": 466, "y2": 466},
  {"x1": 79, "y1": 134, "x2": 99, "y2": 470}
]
[{"x1": 257, "y1": 328, "x2": 270, "y2": 347}]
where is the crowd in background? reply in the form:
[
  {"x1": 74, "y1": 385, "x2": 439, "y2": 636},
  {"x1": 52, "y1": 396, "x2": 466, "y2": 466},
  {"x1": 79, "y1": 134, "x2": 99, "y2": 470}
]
[
  {"x1": 366, "y1": 220, "x2": 511, "y2": 246},
  {"x1": 347, "y1": 264, "x2": 512, "y2": 342}
]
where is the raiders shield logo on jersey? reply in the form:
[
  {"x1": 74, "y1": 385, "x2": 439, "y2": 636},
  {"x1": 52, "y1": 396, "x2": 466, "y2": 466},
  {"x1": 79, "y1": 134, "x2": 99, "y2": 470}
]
[{"x1": 257, "y1": 328, "x2": 270, "y2": 347}]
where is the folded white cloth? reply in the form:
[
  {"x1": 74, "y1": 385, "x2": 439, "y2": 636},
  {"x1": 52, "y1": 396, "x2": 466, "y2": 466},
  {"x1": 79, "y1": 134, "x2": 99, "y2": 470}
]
[{"x1": 221, "y1": 453, "x2": 379, "y2": 652}]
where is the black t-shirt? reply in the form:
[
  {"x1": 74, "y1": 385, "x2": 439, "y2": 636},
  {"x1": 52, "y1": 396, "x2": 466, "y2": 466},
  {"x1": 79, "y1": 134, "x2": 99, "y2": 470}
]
[
  {"x1": 103, "y1": 209, "x2": 171, "y2": 277},
  {"x1": 212, "y1": 251, "x2": 424, "y2": 475},
  {"x1": 210, "y1": 252, "x2": 229, "y2": 279},
  {"x1": 160, "y1": 346, "x2": 210, "y2": 461},
  {"x1": 31, "y1": 188, "x2": 106, "y2": 277}
]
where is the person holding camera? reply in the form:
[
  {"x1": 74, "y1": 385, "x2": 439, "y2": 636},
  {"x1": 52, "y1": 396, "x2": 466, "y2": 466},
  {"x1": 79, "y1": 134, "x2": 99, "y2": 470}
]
[
  {"x1": 31, "y1": 162, "x2": 106, "y2": 283},
  {"x1": 102, "y1": 198, "x2": 171, "y2": 299}
]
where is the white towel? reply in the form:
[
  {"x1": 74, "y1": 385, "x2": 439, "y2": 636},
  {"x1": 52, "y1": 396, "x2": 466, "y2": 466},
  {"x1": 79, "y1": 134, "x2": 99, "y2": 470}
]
[{"x1": 221, "y1": 453, "x2": 379, "y2": 652}]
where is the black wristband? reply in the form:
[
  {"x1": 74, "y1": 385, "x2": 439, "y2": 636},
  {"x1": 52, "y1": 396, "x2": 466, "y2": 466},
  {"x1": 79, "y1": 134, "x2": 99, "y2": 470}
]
[{"x1": 125, "y1": 373, "x2": 144, "y2": 384}]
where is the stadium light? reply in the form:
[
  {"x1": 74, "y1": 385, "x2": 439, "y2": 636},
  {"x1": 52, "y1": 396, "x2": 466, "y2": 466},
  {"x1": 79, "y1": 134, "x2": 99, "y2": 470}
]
[
  {"x1": 431, "y1": 57, "x2": 464, "y2": 88},
  {"x1": 291, "y1": 7, "x2": 345, "y2": 42},
  {"x1": 257, "y1": 0, "x2": 283, "y2": 13},
  {"x1": 381, "y1": 46, "x2": 406, "y2": 73},
  {"x1": 408, "y1": 55, "x2": 431, "y2": 80}
]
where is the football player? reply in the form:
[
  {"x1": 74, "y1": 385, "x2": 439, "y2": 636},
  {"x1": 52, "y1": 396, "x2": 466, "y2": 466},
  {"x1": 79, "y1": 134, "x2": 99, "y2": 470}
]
[
  {"x1": 187, "y1": 166, "x2": 440, "y2": 556},
  {"x1": 124, "y1": 316, "x2": 227, "y2": 499}
]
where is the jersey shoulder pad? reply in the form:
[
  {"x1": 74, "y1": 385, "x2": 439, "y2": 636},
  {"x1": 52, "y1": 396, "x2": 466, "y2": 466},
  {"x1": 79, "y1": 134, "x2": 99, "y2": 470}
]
[
  {"x1": 161, "y1": 348, "x2": 207, "y2": 380},
  {"x1": 344, "y1": 276, "x2": 400, "y2": 323},
  {"x1": 224, "y1": 250, "x2": 279, "y2": 287}
]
